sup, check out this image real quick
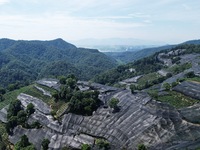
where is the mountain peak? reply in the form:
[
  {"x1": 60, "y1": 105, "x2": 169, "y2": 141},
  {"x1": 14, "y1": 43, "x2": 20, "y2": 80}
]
[{"x1": 47, "y1": 38, "x2": 76, "y2": 49}]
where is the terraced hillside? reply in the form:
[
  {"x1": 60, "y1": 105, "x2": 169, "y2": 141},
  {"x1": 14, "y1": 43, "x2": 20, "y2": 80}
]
[
  {"x1": 0, "y1": 78, "x2": 200, "y2": 149},
  {"x1": 0, "y1": 45, "x2": 200, "y2": 149}
]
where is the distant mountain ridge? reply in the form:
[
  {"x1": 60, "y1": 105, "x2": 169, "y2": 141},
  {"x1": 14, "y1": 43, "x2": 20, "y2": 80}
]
[
  {"x1": 105, "y1": 39, "x2": 200, "y2": 63},
  {"x1": 182, "y1": 39, "x2": 200, "y2": 45},
  {"x1": 0, "y1": 38, "x2": 117, "y2": 87},
  {"x1": 105, "y1": 45, "x2": 175, "y2": 63}
]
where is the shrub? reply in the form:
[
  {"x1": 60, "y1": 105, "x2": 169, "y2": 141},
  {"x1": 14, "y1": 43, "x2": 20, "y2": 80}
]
[
  {"x1": 163, "y1": 83, "x2": 171, "y2": 91},
  {"x1": 109, "y1": 98, "x2": 119, "y2": 112},
  {"x1": 96, "y1": 139, "x2": 110, "y2": 150},
  {"x1": 138, "y1": 144, "x2": 147, "y2": 150},
  {"x1": 41, "y1": 139, "x2": 50, "y2": 150},
  {"x1": 81, "y1": 144, "x2": 91, "y2": 150},
  {"x1": 26, "y1": 103, "x2": 35, "y2": 116},
  {"x1": 185, "y1": 71, "x2": 195, "y2": 78}
]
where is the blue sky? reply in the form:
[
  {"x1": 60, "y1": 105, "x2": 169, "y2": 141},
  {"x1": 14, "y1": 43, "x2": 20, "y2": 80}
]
[{"x1": 0, "y1": 0, "x2": 200, "y2": 44}]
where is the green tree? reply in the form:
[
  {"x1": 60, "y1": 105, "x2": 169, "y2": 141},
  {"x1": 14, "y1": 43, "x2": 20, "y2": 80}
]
[
  {"x1": 14, "y1": 135, "x2": 30, "y2": 149},
  {"x1": 171, "y1": 82, "x2": 178, "y2": 88},
  {"x1": 0, "y1": 94, "x2": 5, "y2": 102},
  {"x1": 26, "y1": 103, "x2": 35, "y2": 116},
  {"x1": 7, "y1": 100, "x2": 22, "y2": 118},
  {"x1": 6, "y1": 116, "x2": 18, "y2": 134},
  {"x1": 14, "y1": 135, "x2": 36, "y2": 150},
  {"x1": 185, "y1": 71, "x2": 195, "y2": 78},
  {"x1": 109, "y1": 98, "x2": 119, "y2": 112},
  {"x1": 0, "y1": 87, "x2": 6, "y2": 95},
  {"x1": 41, "y1": 139, "x2": 50, "y2": 150},
  {"x1": 166, "y1": 73, "x2": 172, "y2": 78},
  {"x1": 52, "y1": 91, "x2": 59, "y2": 102},
  {"x1": 81, "y1": 144, "x2": 91, "y2": 150},
  {"x1": 138, "y1": 144, "x2": 147, "y2": 150},
  {"x1": 148, "y1": 90, "x2": 158, "y2": 99},
  {"x1": 0, "y1": 141, "x2": 6, "y2": 150},
  {"x1": 30, "y1": 121, "x2": 41, "y2": 129},
  {"x1": 17, "y1": 110, "x2": 27, "y2": 125},
  {"x1": 163, "y1": 83, "x2": 171, "y2": 91},
  {"x1": 130, "y1": 84, "x2": 137, "y2": 94},
  {"x1": 96, "y1": 139, "x2": 110, "y2": 150},
  {"x1": 59, "y1": 76, "x2": 67, "y2": 84},
  {"x1": 66, "y1": 78, "x2": 77, "y2": 89}
]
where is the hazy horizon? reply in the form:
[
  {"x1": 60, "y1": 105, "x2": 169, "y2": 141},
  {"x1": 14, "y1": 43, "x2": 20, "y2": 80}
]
[{"x1": 0, "y1": 0, "x2": 200, "y2": 44}]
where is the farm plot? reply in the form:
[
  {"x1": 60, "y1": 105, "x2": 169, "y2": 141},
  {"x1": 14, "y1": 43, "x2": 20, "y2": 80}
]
[{"x1": 173, "y1": 81, "x2": 200, "y2": 100}]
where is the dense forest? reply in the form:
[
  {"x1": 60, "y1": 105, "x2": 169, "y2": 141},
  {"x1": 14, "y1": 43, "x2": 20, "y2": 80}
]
[{"x1": 0, "y1": 38, "x2": 117, "y2": 88}]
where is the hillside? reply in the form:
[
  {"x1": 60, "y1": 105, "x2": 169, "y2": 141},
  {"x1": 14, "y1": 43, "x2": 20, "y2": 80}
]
[
  {"x1": 0, "y1": 40, "x2": 200, "y2": 150},
  {"x1": 94, "y1": 44, "x2": 200, "y2": 85},
  {"x1": 105, "y1": 39, "x2": 200, "y2": 64},
  {"x1": 0, "y1": 55, "x2": 200, "y2": 149},
  {"x1": 0, "y1": 38, "x2": 117, "y2": 88}
]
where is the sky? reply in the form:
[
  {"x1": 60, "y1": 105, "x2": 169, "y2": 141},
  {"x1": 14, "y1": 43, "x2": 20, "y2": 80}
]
[{"x1": 0, "y1": 0, "x2": 200, "y2": 44}]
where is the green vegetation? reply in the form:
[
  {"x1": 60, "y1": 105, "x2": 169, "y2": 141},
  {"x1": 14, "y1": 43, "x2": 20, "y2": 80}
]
[
  {"x1": 26, "y1": 103, "x2": 35, "y2": 116},
  {"x1": 148, "y1": 75, "x2": 200, "y2": 108},
  {"x1": 0, "y1": 123, "x2": 8, "y2": 150},
  {"x1": 166, "y1": 63, "x2": 192, "y2": 74},
  {"x1": 94, "y1": 43, "x2": 200, "y2": 86},
  {"x1": 14, "y1": 135, "x2": 35, "y2": 150},
  {"x1": 0, "y1": 94, "x2": 5, "y2": 102},
  {"x1": 81, "y1": 144, "x2": 91, "y2": 150},
  {"x1": 136, "y1": 72, "x2": 167, "y2": 90},
  {"x1": 1, "y1": 84, "x2": 53, "y2": 109},
  {"x1": 157, "y1": 91, "x2": 198, "y2": 108},
  {"x1": 0, "y1": 38, "x2": 117, "y2": 88},
  {"x1": 129, "y1": 72, "x2": 168, "y2": 92},
  {"x1": 95, "y1": 139, "x2": 110, "y2": 150},
  {"x1": 184, "y1": 71, "x2": 196, "y2": 78},
  {"x1": 148, "y1": 90, "x2": 158, "y2": 99},
  {"x1": 138, "y1": 144, "x2": 147, "y2": 150},
  {"x1": 41, "y1": 139, "x2": 50, "y2": 150},
  {"x1": 171, "y1": 56, "x2": 181, "y2": 64},
  {"x1": 163, "y1": 83, "x2": 171, "y2": 91},
  {"x1": 6, "y1": 100, "x2": 23, "y2": 134},
  {"x1": 0, "y1": 85, "x2": 31, "y2": 109},
  {"x1": 130, "y1": 84, "x2": 137, "y2": 94},
  {"x1": 36, "y1": 84, "x2": 57, "y2": 94},
  {"x1": 93, "y1": 54, "x2": 163, "y2": 85},
  {"x1": 6, "y1": 100, "x2": 37, "y2": 134},
  {"x1": 137, "y1": 73, "x2": 160, "y2": 85},
  {"x1": 187, "y1": 76, "x2": 200, "y2": 83},
  {"x1": 52, "y1": 76, "x2": 101, "y2": 116},
  {"x1": 109, "y1": 98, "x2": 120, "y2": 112},
  {"x1": 0, "y1": 87, "x2": 6, "y2": 95}
]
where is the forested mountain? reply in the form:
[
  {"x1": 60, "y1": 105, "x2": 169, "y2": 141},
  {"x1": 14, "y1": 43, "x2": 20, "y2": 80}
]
[
  {"x1": 0, "y1": 38, "x2": 117, "y2": 87},
  {"x1": 93, "y1": 44, "x2": 200, "y2": 85},
  {"x1": 182, "y1": 39, "x2": 200, "y2": 45}
]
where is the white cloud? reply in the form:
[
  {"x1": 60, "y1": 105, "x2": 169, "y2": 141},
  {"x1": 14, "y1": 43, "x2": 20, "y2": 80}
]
[
  {"x1": 0, "y1": 13, "x2": 149, "y2": 40},
  {"x1": 0, "y1": 0, "x2": 9, "y2": 5},
  {"x1": 129, "y1": 13, "x2": 151, "y2": 18},
  {"x1": 0, "y1": 0, "x2": 200, "y2": 43}
]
